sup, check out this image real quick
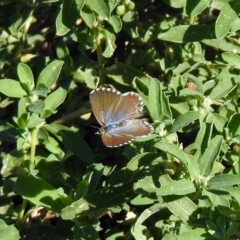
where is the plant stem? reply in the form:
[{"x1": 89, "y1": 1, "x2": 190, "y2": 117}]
[
  {"x1": 15, "y1": 199, "x2": 28, "y2": 227},
  {"x1": 30, "y1": 127, "x2": 38, "y2": 164}
]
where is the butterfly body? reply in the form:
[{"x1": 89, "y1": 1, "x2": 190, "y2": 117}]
[{"x1": 90, "y1": 88, "x2": 153, "y2": 147}]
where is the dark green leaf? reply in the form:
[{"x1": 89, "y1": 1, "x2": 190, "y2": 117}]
[
  {"x1": 61, "y1": 182, "x2": 135, "y2": 219},
  {"x1": 106, "y1": 62, "x2": 151, "y2": 86},
  {"x1": 227, "y1": 113, "x2": 240, "y2": 138},
  {"x1": 56, "y1": 0, "x2": 84, "y2": 36},
  {"x1": 13, "y1": 174, "x2": 65, "y2": 213},
  {"x1": 0, "y1": 120, "x2": 18, "y2": 142},
  {"x1": 44, "y1": 124, "x2": 95, "y2": 164},
  {"x1": 74, "y1": 224, "x2": 100, "y2": 240},
  {"x1": 158, "y1": 25, "x2": 213, "y2": 43},
  {"x1": 170, "y1": 111, "x2": 200, "y2": 133}
]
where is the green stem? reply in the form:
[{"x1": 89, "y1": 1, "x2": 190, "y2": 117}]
[
  {"x1": 30, "y1": 127, "x2": 38, "y2": 164},
  {"x1": 13, "y1": 11, "x2": 34, "y2": 61},
  {"x1": 15, "y1": 199, "x2": 28, "y2": 227}
]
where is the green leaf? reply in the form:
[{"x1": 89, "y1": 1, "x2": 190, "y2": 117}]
[
  {"x1": 74, "y1": 68, "x2": 99, "y2": 89},
  {"x1": 100, "y1": 29, "x2": 116, "y2": 58},
  {"x1": 209, "y1": 77, "x2": 240, "y2": 100},
  {"x1": 108, "y1": 15, "x2": 122, "y2": 33},
  {"x1": 80, "y1": 7, "x2": 96, "y2": 28},
  {"x1": 179, "y1": 88, "x2": 205, "y2": 102},
  {"x1": 156, "y1": 179, "x2": 196, "y2": 196},
  {"x1": 134, "y1": 203, "x2": 165, "y2": 228},
  {"x1": 27, "y1": 100, "x2": 45, "y2": 114},
  {"x1": 154, "y1": 142, "x2": 200, "y2": 179},
  {"x1": 42, "y1": 87, "x2": 67, "y2": 118},
  {"x1": 85, "y1": 0, "x2": 110, "y2": 19},
  {"x1": 148, "y1": 78, "x2": 172, "y2": 121},
  {"x1": 177, "y1": 229, "x2": 211, "y2": 240},
  {"x1": 36, "y1": 60, "x2": 64, "y2": 90},
  {"x1": 226, "y1": 187, "x2": 240, "y2": 207},
  {"x1": 185, "y1": 0, "x2": 212, "y2": 17},
  {"x1": 56, "y1": 4, "x2": 69, "y2": 36},
  {"x1": 210, "y1": 113, "x2": 227, "y2": 133},
  {"x1": 56, "y1": 0, "x2": 84, "y2": 36},
  {"x1": 165, "y1": 0, "x2": 186, "y2": 8},
  {"x1": 193, "y1": 122, "x2": 213, "y2": 158},
  {"x1": 215, "y1": 1, "x2": 240, "y2": 39},
  {"x1": 207, "y1": 174, "x2": 240, "y2": 189},
  {"x1": 126, "y1": 50, "x2": 155, "y2": 67},
  {"x1": 222, "y1": 52, "x2": 240, "y2": 69},
  {"x1": 125, "y1": 152, "x2": 161, "y2": 180},
  {"x1": 17, "y1": 63, "x2": 34, "y2": 92},
  {"x1": 122, "y1": 11, "x2": 139, "y2": 38},
  {"x1": 134, "y1": 176, "x2": 159, "y2": 193},
  {"x1": 131, "y1": 224, "x2": 148, "y2": 240},
  {"x1": 61, "y1": 182, "x2": 135, "y2": 219},
  {"x1": 13, "y1": 174, "x2": 65, "y2": 213},
  {"x1": 0, "y1": 219, "x2": 20, "y2": 240},
  {"x1": 199, "y1": 135, "x2": 223, "y2": 177},
  {"x1": 158, "y1": 25, "x2": 213, "y2": 43},
  {"x1": 74, "y1": 224, "x2": 101, "y2": 240},
  {"x1": 27, "y1": 113, "x2": 45, "y2": 128},
  {"x1": 44, "y1": 124, "x2": 95, "y2": 164},
  {"x1": 106, "y1": 62, "x2": 151, "y2": 86},
  {"x1": 108, "y1": 0, "x2": 118, "y2": 13},
  {"x1": 32, "y1": 84, "x2": 50, "y2": 96},
  {"x1": 228, "y1": 113, "x2": 240, "y2": 138},
  {"x1": 170, "y1": 111, "x2": 200, "y2": 133},
  {"x1": 202, "y1": 38, "x2": 240, "y2": 53},
  {"x1": 0, "y1": 79, "x2": 27, "y2": 98},
  {"x1": 166, "y1": 197, "x2": 197, "y2": 222},
  {"x1": 0, "y1": 120, "x2": 18, "y2": 142},
  {"x1": 131, "y1": 194, "x2": 156, "y2": 205}
]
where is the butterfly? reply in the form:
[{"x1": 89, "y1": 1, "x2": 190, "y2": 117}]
[{"x1": 89, "y1": 87, "x2": 153, "y2": 147}]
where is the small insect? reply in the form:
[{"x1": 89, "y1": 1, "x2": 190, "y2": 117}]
[{"x1": 89, "y1": 88, "x2": 153, "y2": 147}]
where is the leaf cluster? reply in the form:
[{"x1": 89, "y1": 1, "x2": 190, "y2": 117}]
[{"x1": 1, "y1": 0, "x2": 240, "y2": 239}]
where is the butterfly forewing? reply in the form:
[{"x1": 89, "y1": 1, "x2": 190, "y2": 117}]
[
  {"x1": 108, "y1": 92, "x2": 144, "y2": 124},
  {"x1": 90, "y1": 88, "x2": 145, "y2": 125},
  {"x1": 90, "y1": 88, "x2": 121, "y2": 125},
  {"x1": 102, "y1": 119, "x2": 153, "y2": 147}
]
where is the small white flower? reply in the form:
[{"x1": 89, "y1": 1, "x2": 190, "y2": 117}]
[
  {"x1": 125, "y1": 212, "x2": 136, "y2": 220},
  {"x1": 203, "y1": 96, "x2": 213, "y2": 109},
  {"x1": 165, "y1": 133, "x2": 178, "y2": 143},
  {"x1": 158, "y1": 123, "x2": 167, "y2": 137}
]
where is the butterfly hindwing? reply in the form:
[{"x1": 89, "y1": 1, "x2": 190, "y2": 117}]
[{"x1": 101, "y1": 119, "x2": 153, "y2": 147}]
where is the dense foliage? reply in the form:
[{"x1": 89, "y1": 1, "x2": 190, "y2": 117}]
[{"x1": 1, "y1": 0, "x2": 240, "y2": 239}]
